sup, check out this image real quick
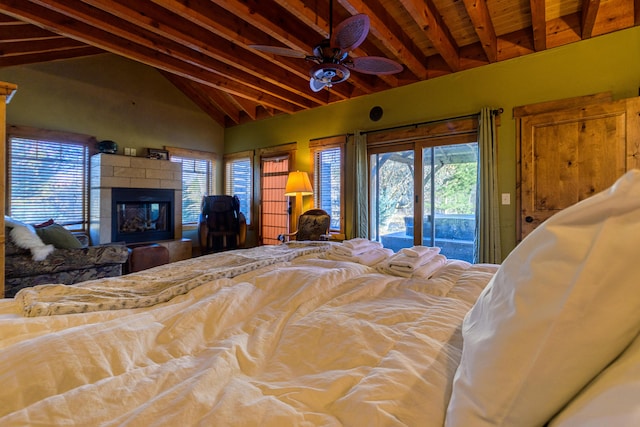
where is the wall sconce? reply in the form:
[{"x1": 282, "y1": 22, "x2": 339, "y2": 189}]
[{"x1": 284, "y1": 170, "x2": 313, "y2": 221}]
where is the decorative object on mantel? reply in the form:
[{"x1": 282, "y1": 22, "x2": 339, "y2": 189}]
[
  {"x1": 97, "y1": 140, "x2": 118, "y2": 154},
  {"x1": 147, "y1": 148, "x2": 169, "y2": 160}
]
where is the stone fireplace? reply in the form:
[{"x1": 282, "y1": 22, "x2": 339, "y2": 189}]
[{"x1": 90, "y1": 153, "x2": 182, "y2": 245}]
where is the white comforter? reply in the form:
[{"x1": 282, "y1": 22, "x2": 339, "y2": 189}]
[{"x1": 0, "y1": 247, "x2": 497, "y2": 426}]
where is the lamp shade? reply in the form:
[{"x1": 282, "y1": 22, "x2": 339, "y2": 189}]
[{"x1": 284, "y1": 171, "x2": 313, "y2": 196}]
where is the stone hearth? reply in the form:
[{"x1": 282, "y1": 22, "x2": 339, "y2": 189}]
[{"x1": 90, "y1": 153, "x2": 182, "y2": 245}]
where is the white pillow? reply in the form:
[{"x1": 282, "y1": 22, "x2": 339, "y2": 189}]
[
  {"x1": 445, "y1": 170, "x2": 640, "y2": 426},
  {"x1": 549, "y1": 332, "x2": 640, "y2": 427}
]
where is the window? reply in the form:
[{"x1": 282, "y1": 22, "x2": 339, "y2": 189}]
[
  {"x1": 167, "y1": 146, "x2": 216, "y2": 226},
  {"x1": 310, "y1": 136, "x2": 345, "y2": 233},
  {"x1": 224, "y1": 151, "x2": 253, "y2": 225},
  {"x1": 368, "y1": 118, "x2": 479, "y2": 262},
  {"x1": 7, "y1": 127, "x2": 91, "y2": 231}
]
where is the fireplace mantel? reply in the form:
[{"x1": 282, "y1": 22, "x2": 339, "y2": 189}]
[{"x1": 90, "y1": 153, "x2": 182, "y2": 245}]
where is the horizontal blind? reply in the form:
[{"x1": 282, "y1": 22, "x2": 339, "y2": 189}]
[
  {"x1": 171, "y1": 156, "x2": 212, "y2": 224},
  {"x1": 9, "y1": 137, "x2": 88, "y2": 229},
  {"x1": 314, "y1": 147, "x2": 341, "y2": 231},
  {"x1": 225, "y1": 157, "x2": 252, "y2": 224}
]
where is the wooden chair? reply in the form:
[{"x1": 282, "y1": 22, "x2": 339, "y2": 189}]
[{"x1": 279, "y1": 209, "x2": 331, "y2": 242}]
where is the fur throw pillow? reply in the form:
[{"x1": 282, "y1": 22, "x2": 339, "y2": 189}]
[{"x1": 5, "y1": 216, "x2": 55, "y2": 261}]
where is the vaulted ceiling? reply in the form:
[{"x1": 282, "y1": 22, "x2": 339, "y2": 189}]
[{"x1": 0, "y1": 0, "x2": 637, "y2": 127}]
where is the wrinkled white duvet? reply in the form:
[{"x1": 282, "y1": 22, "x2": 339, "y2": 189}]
[{"x1": 0, "y1": 249, "x2": 497, "y2": 426}]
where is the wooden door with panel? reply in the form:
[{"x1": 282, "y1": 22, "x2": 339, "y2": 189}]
[{"x1": 517, "y1": 95, "x2": 640, "y2": 242}]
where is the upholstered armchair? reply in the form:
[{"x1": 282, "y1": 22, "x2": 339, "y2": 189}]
[
  {"x1": 198, "y1": 195, "x2": 247, "y2": 254},
  {"x1": 278, "y1": 209, "x2": 331, "y2": 242}
]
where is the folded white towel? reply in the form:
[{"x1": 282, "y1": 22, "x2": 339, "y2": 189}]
[
  {"x1": 376, "y1": 264, "x2": 412, "y2": 278},
  {"x1": 331, "y1": 241, "x2": 382, "y2": 256},
  {"x1": 413, "y1": 254, "x2": 447, "y2": 279},
  {"x1": 342, "y1": 238, "x2": 376, "y2": 250},
  {"x1": 399, "y1": 246, "x2": 440, "y2": 258},
  {"x1": 387, "y1": 253, "x2": 432, "y2": 271},
  {"x1": 327, "y1": 248, "x2": 393, "y2": 266},
  {"x1": 377, "y1": 254, "x2": 448, "y2": 278}
]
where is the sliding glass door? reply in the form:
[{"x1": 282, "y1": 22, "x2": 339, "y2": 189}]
[
  {"x1": 421, "y1": 143, "x2": 478, "y2": 262},
  {"x1": 369, "y1": 147, "x2": 415, "y2": 248},
  {"x1": 369, "y1": 139, "x2": 478, "y2": 262}
]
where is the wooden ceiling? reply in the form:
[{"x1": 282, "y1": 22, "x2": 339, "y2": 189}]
[{"x1": 0, "y1": 0, "x2": 637, "y2": 127}]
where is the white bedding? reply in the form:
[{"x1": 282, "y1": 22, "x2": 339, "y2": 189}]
[{"x1": 0, "y1": 245, "x2": 497, "y2": 426}]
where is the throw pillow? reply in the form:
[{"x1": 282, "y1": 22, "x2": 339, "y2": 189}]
[
  {"x1": 5, "y1": 216, "x2": 55, "y2": 261},
  {"x1": 445, "y1": 169, "x2": 640, "y2": 426},
  {"x1": 35, "y1": 223, "x2": 84, "y2": 249},
  {"x1": 34, "y1": 219, "x2": 55, "y2": 229}
]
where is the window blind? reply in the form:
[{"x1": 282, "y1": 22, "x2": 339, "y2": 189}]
[
  {"x1": 225, "y1": 157, "x2": 252, "y2": 224},
  {"x1": 171, "y1": 156, "x2": 212, "y2": 224},
  {"x1": 314, "y1": 147, "x2": 341, "y2": 231},
  {"x1": 8, "y1": 137, "x2": 88, "y2": 229}
]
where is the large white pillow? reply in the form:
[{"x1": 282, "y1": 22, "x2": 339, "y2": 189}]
[
  {"x1": 549, "y1": 332, "x2": 640, "y2": 427},
  {"x1": 445, "y1": 170, "x2": 640, "y2": 426}
]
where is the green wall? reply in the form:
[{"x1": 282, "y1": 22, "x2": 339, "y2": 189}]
[
  {"x1": 1, "y1": 28, "x2": 638, "y2": 259},
  {"x1": 0, "y1": 53, "x2": 224, "y2": 159},
  {"x1": 225, "y1": 26, "x2": 640, "y2": 259}
]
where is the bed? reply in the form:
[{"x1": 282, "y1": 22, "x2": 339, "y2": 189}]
[{"x1": 1, "y1": 170, "x2": 640, "y2": 426}]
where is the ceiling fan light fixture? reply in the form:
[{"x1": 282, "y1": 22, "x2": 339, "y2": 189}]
[{"x1": 309, "y1": 63, "x2": 350, "y2": 90}]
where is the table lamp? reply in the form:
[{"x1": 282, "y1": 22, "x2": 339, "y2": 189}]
[{"x1": 284, "y1": 171, "x2": 313, "y2": 223}]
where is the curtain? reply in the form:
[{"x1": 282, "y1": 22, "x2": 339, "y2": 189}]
[
  {"x1": 475, "y1": 108, "x2": 502, "y2": 263},
  {"x1": 353, "y1": 130, "x2": 368, "y2": 238}
]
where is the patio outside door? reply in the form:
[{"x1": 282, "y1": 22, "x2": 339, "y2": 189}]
[
  {"x1": 260, "y1": 155, "x2": 289, "y2": 245},
  {"x1": 369, "y1": 148, "x2": 415, "y2": 251}
]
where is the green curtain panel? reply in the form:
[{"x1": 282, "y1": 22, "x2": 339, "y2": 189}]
[
  {"x1": 353, "y1": 130, "x2": 369, "y2": 239},
  {"x1": 475, "y1": 108, "x2": 502, "y2": 263}
]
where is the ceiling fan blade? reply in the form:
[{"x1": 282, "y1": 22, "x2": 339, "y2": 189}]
[
  {"x1": 249, "y1": 45, "x2": 307, "y2": 59},
  {"x1": 349, "y1": 56, "x2": 403, "y2": 75},
  {"x1": 310, "y1": 77, "x2": 328, "y2": 92},
  {"x1": 330, "y1": 14, "x2": 370, "y2": 52}
]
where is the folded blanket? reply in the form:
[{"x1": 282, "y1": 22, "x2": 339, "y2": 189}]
[
  {"x1": 331, "y1": 240, "x2": 383, "y2": 257},
  {"x1": 399, "y1": 246, "x2": 440, "y2": 258},
  {"x1": 326, "y1": 248, "x2": 393, "y2": 266},
  {"x1": 15, "y1": 243, "x2": 332, "y2": 317}
]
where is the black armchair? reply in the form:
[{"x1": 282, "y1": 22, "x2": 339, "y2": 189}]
[
  {"x1": 198, "y1": 195, "x2": 247, "y2": 254},
  {"x1": 278, "y1": 209, "x2": 331, "y2": 242}
]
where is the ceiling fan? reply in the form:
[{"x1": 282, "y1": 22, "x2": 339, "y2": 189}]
[{"x1": 249, "y1": 4, "x2": 403, "y2": 92}]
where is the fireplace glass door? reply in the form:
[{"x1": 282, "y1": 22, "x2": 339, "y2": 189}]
[
  {"x1": 116, "y1": 201, "x2": 169, "y2": 235},
  {"x1": 111, "y1": 188, "x2": 175, "y2": 244}
]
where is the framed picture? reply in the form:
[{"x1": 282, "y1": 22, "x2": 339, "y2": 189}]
[{"x1": 148, "y1": 148, "x2": 169, "y2": 160}]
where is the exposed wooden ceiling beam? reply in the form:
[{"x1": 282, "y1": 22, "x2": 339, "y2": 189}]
[
  {"x1": 230, "y1": 94, "x2": 260, "y2": 121},
  {"x1": 82, "y1": 0, "x2": 329, "y2": 108},
  {"x1": 148, "y1": 0, "x2": 352, "y2": 101},
  {"x1": 28, "y1": 0, "x2": 317, "y2": 110},
  {"x1": 462, "y1": 0, "x2": 498, "y2": 63},
  {"x1": 530, "y1": 0, "x2": 547, "y2": 51},
  {"x1": 397, "y1": 0, "x2": 460, "y2": 73},
  {"x1": 338, "y1": 0, "x2": 429, "y2": 79},
  {"x1": 0, "y1": 45, "x2": 102, "y2": 66},
  {"x1": 162, "y1": 71, "x2": 229, "y2": 126},
  {"x1": 0, "y1": 0, "x2": 302, "y2": 113},
  {"x1": 0, "y1": 0, "x2": 635, "y2": 127},
  {"x1": 581, "y1": 0, "x2": 601, "y2": 38}
]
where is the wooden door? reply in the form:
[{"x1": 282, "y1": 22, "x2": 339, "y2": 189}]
[{"x1": 517, "y1": 95, "x2": 640, "y2": 241}]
